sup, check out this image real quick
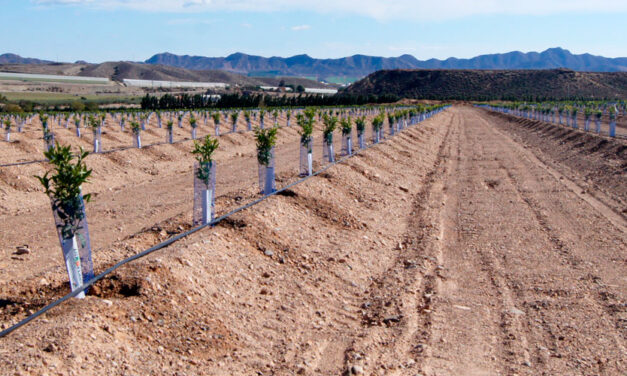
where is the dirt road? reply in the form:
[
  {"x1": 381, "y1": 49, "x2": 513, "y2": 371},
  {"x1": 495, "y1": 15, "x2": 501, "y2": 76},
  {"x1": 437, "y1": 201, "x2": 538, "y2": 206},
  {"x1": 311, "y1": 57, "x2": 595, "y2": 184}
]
[
  {"x1": 0, "y1": 106, "x2": 624, "y2": 375},
  {"x1": 418, "y1": 107, "x2": 625, "y2": 375}
]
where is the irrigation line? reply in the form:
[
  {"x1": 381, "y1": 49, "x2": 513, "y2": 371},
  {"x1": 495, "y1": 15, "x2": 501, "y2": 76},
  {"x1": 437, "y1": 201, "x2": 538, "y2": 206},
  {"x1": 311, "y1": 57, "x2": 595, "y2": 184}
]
[{"x1": 0, "y1": 111, "x2": 445, "y2": 339}]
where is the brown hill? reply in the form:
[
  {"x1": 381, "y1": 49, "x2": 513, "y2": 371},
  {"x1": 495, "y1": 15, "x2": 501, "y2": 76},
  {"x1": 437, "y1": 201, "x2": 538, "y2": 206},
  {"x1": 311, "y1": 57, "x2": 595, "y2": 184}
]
[
  {"x1": 0, "y1": 61, "x2": 333, "y2": 89},
  {"x1": 344, "y1": 69, "x2": 627, "y2": 100}
]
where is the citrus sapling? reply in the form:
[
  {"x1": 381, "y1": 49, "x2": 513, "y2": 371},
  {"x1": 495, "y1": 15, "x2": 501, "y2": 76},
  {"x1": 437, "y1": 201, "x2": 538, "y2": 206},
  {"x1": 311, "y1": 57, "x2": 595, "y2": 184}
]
[
  {"x1": 192, "y1": 135, "x2": 219, "y2": 225},
  {"x1": 36, "y1": 144, "x2": 94, "y2": 298},
  {"x1": 297, "y1": 111, "x2": 314, "y2": 176},
  {"x1": 131, "y1": 121, "x2": 142, "y2": 148},
  {"x1": 322, "y1": 114, "x2": 337, "y2": 163},
  {"x1": 254, "y1": 126, "x2": 278, "y2": 194},
  {"x1": 231, "y1": 111, "x2": 239, "y2": 133},
  {"x1": 355, "y1": 116, "x2": 366, "y2": 149},
  {"x1": 340, "y1": 116, "x2": 353, "y2": 156}
]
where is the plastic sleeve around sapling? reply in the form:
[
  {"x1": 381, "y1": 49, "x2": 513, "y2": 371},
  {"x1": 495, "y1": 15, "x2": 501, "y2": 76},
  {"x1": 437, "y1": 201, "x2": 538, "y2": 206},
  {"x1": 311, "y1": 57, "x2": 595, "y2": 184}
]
[
  {"x1": 215, "y1": 125, "x2": 220, "y2": 137},
  {"x1": 299, "y1": 138, "x2": 313, "y2": 176},
  {"x1": 322, "y1": 134, "x2": 335, "y2": 163},
  {"x1": 134, "y1": 133, "x2": 142, "y2": 148},
  {"x1": 372, "y1": 129, "x2": 379, "y2": 144},
  {"x1": 50, "y1": 193, "x2": 94, "y2": 298},
  {"x1": 341, "y1": 134, "x2": 352, "y2": 156},
  {"x1": 191, "y1": 127, "x2": 197, "y2": 140},
  {"x1": 193, "y1": 161, "x2": 217, "y2": 226},
  {"x1": 92, "y1": 127, "x2": 102, "y2": 153},
  {"x1": 358, "y1": 133, "x2": 365, "y2": 149},
  {"x1": 258, "y1": 147, "x2": 276, "y2": 195},
  {"x1": 44, "y1": 133, "x2": 55, "y2": 151}
]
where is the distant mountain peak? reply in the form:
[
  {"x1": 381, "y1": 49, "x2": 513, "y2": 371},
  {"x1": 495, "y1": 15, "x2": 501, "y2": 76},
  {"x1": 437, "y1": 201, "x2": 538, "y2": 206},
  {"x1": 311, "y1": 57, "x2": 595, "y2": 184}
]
[{"x1": 0, "y1": 53, "x2": 54, "y2": 65}]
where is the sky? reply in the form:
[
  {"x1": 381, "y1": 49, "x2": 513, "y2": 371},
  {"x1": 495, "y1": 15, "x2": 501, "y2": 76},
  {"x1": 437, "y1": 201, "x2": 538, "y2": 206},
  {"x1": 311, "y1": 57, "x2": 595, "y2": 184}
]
[{"x1": 1, "y1": 0, "x2": 626, "y2": 62}]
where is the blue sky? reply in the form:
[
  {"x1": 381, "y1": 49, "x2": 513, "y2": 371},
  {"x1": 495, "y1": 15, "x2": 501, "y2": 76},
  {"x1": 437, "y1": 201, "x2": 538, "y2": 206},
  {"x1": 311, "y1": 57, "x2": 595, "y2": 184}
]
[{"x1": 1, "y1": 0, "x2": 626, "y2": 62}]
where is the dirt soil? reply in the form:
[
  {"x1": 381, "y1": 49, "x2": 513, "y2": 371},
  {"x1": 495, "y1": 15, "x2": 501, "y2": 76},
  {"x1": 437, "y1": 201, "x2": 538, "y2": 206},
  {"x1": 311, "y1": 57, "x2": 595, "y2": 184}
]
[{"x1": 0, "y1": 106, "x2": 625, "y2": 375}]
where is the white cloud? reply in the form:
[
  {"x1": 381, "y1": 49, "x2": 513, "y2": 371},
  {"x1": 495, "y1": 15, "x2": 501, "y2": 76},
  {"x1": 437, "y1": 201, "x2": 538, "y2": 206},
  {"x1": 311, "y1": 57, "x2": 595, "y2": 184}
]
[
  {"x1": 291, "y1": 24, "x2": 311, "y2": 31},
  {"x1": 32, "y1": 0, "x2": 627, "y2": 20}
]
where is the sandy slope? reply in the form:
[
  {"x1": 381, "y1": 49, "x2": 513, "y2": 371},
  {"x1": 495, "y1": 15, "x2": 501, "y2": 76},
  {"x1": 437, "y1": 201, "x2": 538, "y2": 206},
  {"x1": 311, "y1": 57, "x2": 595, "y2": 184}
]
[{"x1": 0, "y1": 106, "x2": 625, "y2": 375}]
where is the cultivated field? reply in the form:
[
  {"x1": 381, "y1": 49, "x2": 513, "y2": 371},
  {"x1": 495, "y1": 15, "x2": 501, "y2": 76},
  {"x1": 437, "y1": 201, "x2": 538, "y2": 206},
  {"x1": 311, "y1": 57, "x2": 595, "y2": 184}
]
[{"x1": 0, "y1": 105, "x2": 625, "y2": 375}]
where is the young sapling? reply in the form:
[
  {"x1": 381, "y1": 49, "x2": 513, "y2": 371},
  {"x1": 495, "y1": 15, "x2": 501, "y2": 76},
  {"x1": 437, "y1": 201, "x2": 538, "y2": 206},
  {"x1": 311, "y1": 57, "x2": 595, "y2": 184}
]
[
  {"x1": 254, "y1": 126, "x2": 278, "y2": 194},
  {"x1": 36, "y1": 144, "x2": 94, "y2": 298},
  {"x1": 191, "y1": 135, "x2": 219, "y2": 225}
]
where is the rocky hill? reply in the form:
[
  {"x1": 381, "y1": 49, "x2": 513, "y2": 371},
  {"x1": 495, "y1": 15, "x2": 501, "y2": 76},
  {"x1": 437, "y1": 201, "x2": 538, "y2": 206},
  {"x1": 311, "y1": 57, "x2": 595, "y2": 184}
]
[
  {"x1": 0, "y1": 61, "x2": 332, "y2": 89},
  {"x1": 344, "y1": 69, "x2": 627, "y2": 100},
  {"x1": 0, "y1": 53, "x2": 53, "y2": 65}
]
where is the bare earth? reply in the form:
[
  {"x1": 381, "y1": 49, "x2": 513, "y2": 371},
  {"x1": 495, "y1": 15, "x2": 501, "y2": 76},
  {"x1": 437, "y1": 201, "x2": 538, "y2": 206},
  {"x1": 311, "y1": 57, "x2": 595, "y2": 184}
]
[{"x1": 0, "y1": 106, "x2": 625, "y2": 375}]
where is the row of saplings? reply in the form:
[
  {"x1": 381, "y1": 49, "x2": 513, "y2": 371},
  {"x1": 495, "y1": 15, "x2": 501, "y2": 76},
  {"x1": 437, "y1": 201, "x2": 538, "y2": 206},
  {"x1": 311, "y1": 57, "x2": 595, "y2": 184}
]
[
  {"x1": 1, "y1": 108, "x2": 330, "y2": 148},
  {"x1": 479, "y1": 102, "x2": 621, "y2": 137},
  {"x1": 1, "y1": 107, "x2": 419, "y2": 155},
  {"x1": 34, "y1": 105, "x2": 439, "y2": 298}
]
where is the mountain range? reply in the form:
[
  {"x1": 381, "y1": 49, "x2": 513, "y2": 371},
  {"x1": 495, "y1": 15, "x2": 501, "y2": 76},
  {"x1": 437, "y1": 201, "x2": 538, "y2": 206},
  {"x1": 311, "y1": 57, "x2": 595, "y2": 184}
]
[
  {"x1": 2, "y1": 48, "x2": 627, "y2": 84},
  {"x1": 144, "y1": 48, "x2": 627, "y2": 81}
]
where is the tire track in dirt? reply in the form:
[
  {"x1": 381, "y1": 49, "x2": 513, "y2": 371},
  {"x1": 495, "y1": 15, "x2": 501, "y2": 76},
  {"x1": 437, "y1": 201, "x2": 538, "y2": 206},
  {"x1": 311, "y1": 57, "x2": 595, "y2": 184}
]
[
  {"x1": 477, "y1": 115, "x2": 627, "y2": 357},
  {"x1": 423, "y1": 106, "x2": 625, "y2": 375},
  {"x1": 340, "y1": 110, "x2": 456, "y2": 375},
  {"x1": 421, "y1": 108, "x2": 533, "y2": 375}
]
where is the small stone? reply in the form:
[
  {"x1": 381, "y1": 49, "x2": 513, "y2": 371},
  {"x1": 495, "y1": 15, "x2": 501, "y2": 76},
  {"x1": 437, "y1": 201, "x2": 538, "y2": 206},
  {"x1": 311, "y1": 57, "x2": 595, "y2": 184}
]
[
  {"x1": 509, "y1": 308, "x2": 525, "y2": 315},
  {"x1": 399, "y1": 185, "x2": 409, "y2": 193},
  {"x1": 14, "y1": 245, "x2": 31, "y2": 255},
  {"x1": 39, "y1": 278, "x2": 49, "y2": 286},
  {"x1": 383, "y1": 315, "x2": 401, "y2": 325},
  {"x1": 523, "y1": 361, "x2": 531, "y2": 367},
  {"x1": 414, "y1": 343, "x2": 428, "y2": 353},
  {"x1": 264, "y1": 250, "x2": 274, "y2": 257},
  {"x1": 453, "y1": 305, "x2": 471, "y2": 311},
  {"x1": 101, "y1": 299, "x2": 113, "y2": 307},
  {"x1": 350, "y1": 365, "x2": 364, "y2": 374}
]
